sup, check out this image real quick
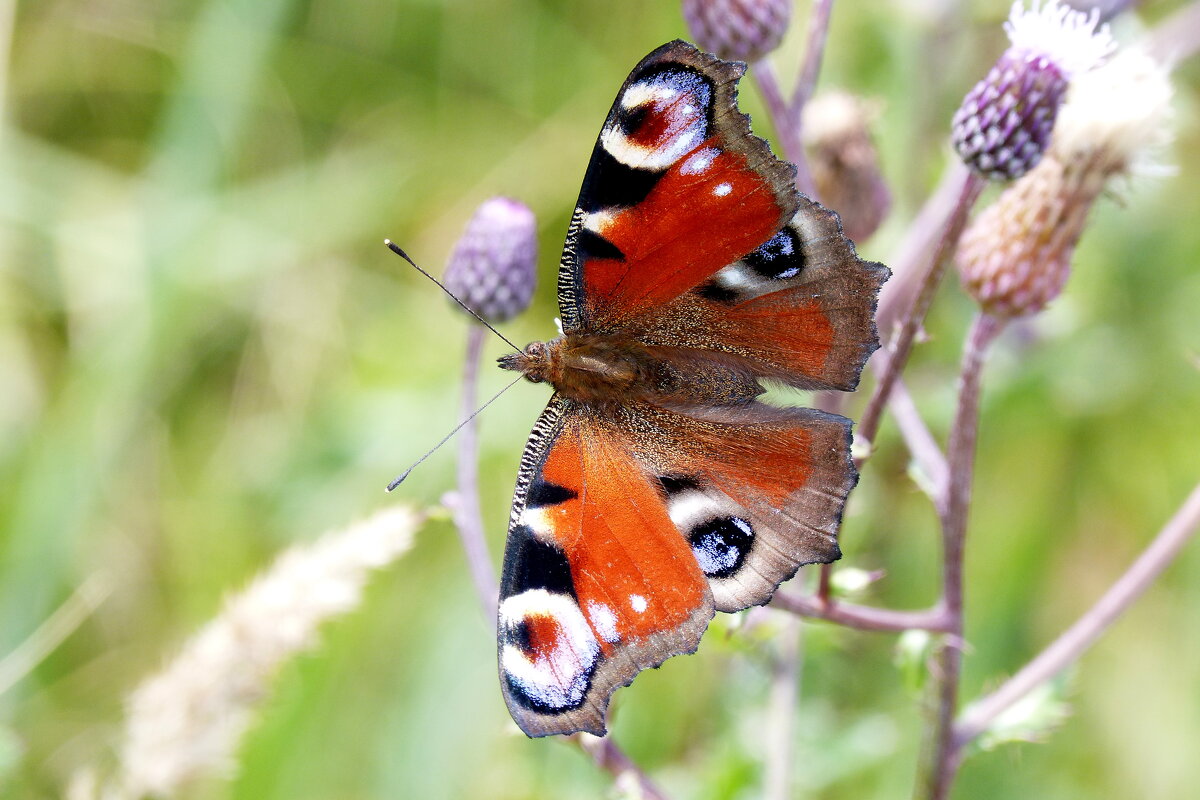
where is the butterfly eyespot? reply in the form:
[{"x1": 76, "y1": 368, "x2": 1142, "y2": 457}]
[
  {"x1": 689, "y1": 516, "x2": 755, "y2": 578},
  {"x1": 744, "y1": 228, "x2": 805, "y2": 281}
]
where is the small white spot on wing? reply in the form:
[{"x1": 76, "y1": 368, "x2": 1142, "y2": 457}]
[
  {"x1": 630, "y1": 594, "x2": 648, "y2": 613},
  {"x1": 713, "y1": 182, "x2": 733, "y2": 197},
  {"x1": 587, "y1": 601, "x2": 620, "y2": 643},
  {"x1": 680, "y1": 147, "x2": 718, "y2": 175}
]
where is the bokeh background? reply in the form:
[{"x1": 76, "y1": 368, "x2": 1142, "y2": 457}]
[{"x1": 2, "y1": 0, "x2": 1198, "y2": 798}]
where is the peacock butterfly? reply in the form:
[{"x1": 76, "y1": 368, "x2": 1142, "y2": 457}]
[{"x1": 494, "y1": 40, "x2": 888, "y2": 737}]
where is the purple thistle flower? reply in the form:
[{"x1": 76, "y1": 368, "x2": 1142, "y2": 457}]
[
  {"x1": 952, "y1": 0, "x2": 1114, "y2": 181},
  {"x1": 443, "y1": 197, "x2": 537, "y2": 324},
  {"x1": 681, "y1": 0, "x2": 792, "y2": 64}
]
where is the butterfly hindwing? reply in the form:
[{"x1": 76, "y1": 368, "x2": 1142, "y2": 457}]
[
  {"x1": 557, "y1": 40, "x2": 799, "y2": 333},
  {"x1": 616, "y1": 402, "x2": 855, "y2": 612},
  {"x1": 498, "y1": 398, "x2": 714, "y2": 737}
]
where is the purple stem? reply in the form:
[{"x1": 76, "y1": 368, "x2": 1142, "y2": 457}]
[
  {"x1": 576, "y1": 735, "x2": 672, "y2": 800},
  {"x1": 791, "y1": 0, "x2": 834, "y2": 112},
  {"x1": 954, "y1": 480, "x2": 1200, "y2": 747},
  {"x1": 772, "y1": 592, "x2": 954, "y2": 633},
  {"x1": 447, "y1": 324, "x2": 499, "y2": 619},
  {"x1": 921, "y1": 313, "x2": 1003, "y2": 800},
  {"x1": 753, "y1": 62, "x2": 816, "y2": 197},
  {"x1": 858, "y1": 169, "x2": 983, "y2": 451}
]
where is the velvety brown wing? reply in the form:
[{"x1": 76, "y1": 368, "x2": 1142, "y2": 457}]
[{"x1": 615, "y1": 402, "x2": 856, "y2": 612}]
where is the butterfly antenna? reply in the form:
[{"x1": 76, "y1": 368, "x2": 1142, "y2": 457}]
[
  {"x1": 386, "y1": 373, "x2": 524, "y2": 492},
  {"x1": 384, "y1": 239, "x2": 522, "y2": 353}
]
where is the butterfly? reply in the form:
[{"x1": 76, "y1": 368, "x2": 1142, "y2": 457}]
[{"x1": 493, "y1": 40, "x2": 888, "y2": 738}]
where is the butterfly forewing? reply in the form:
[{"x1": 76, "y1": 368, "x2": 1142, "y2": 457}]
[{"x1": 557, "y1": 41, "x2": 798, "y2": 333}]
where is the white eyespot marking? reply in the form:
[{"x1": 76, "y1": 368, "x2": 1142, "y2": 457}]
[
  {"x1": 630, "y1": 594, "x2": 648, "y2": 613},
  {"x1": 500, "y1": 589, "x2": 599, "y2": 710},
  {"x1": 680, "y1": 147, "x2": 718, "y2": 175},
  {"x1": 776, "y1": 266, "x2": 801, "y2": 279},
  {"x1": 587, "y1": 601, "x2": 620, "y2": 643},
  {"x1": 621, "y1": 81, "x2": 679, "y2": 110},
  {"x1": 600, "y1": 71, "x2": 711, "y2": 171},
  {"x1": 582, "y1": 209, "x2": 616, "y2": 234},
  {"x1": 713, "y1": 182, "x2": 733, "y2": 197},
  {"x1": 711, "y1": 264, "x2": 759, "y2": 293},
  {"x1": 520, "y1": 506, "x2": 554, "y2": 540},
  {"x1": 668, "y1": 491, "x2": 726, "y2": 529}
]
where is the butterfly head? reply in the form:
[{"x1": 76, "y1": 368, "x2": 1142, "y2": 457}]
[{"x1": 498, "y1": 341, "x2": 553, "y2": 385}]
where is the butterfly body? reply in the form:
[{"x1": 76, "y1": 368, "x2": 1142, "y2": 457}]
[
  {"x1": 499, "y1": 333, "x2": 765, "y2": 409},
  {"x1": 493, "y1": 40, "x2": 888, "y2": 738}
]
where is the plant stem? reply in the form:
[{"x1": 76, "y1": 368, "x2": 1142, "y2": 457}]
[
  {"x1": 576, "y1": 735, "x2": 672, "y2": 800},
  {"x1": 772, "y1": 592, "x2": 954, "y2": 633},
  {"x1": 752, "y1": 62, "x2": 814, "y2": 196},
  {"x1": 954, "y1": 480, "x2": 1200, "y2": 746},
  {"x1": 445, "y1": 324, "x2": 499, "y2": 619},
  {"x1": 792, "y1": 0, "x2": 834, "y2": 113},
  {"x1": 918, "y1": 313, "x2": 1003, "y2": 800},
  {"x1": 859, "y1": 170, "x2": 983, "y2": 450}
]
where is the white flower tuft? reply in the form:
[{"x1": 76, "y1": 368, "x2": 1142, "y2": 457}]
[
  {"x1": 1005, "y1": 0, "x2": 1115, "y2": 77},
  {"x1": 1052, "y1": 49, "x2": 1174, "y2": 175},
  {"x1": 116, "y1": 506, "x2": 421, "y2": 797}
]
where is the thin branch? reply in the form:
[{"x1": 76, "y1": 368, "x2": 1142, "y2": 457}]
[
  {"x1": 889, "y1": 376, "x2": 949, "y2": 496},
  {"x1": 920, "y1": 313, "x2": 1003, "y2": 800},
  {"x1": 858, "y1": 170, "x2": 983, "y2": 450},
  {"x1": 954, "y1": 480, "x2": 1200, "y2": 746},
  {"x1": 772, "y1": 592, "x2": 953, "y2": 633},
  {"x1": 576, "y1": 735, "x2": 672, "y2": 800},
  {"x1": 791, "y1": 0, "x2": 835, "y2": 112},
  {"x1": 443, "y1": 324, "x2": 499, "y2": 619},
  {"x1": 752, "y1": 61, "x2": 815, "y2": 196}
]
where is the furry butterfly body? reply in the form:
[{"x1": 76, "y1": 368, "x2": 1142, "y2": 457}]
[{"x1": 495, "y1": 40, "x2": 888, "y2": 737}]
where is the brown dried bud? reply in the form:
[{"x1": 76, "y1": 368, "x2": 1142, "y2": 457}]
[
  {"x1": 804, "y1": 91, "x2": 892, "y2": 242},
  {"x1": 681, "y1": 0, "x2": 792, "y2": 64}
]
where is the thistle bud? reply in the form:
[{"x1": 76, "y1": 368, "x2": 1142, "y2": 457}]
[
  {"x1": 957, "y1": 51, "x2": 1172, "y2": 317},
  {"x1": 681, "y1": 0, "x2": 792, "y2": 64},
  {"x1": 952, "y1": 0, "x2": 1114, "y2": 181},
  {"x1": 804, "y1": 91, "x2": 892, "y2": 242},
  {"x1": 443, "y1": 197, "x2": 537, "y2": 324}
]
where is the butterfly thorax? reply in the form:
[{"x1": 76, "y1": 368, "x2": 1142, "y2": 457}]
[
  {"x1": 499, "y1": 334, "x2": 766, "y2": 408},
  {"x1": 499, "y1": 334, "x2": 658, "y2": 406}
]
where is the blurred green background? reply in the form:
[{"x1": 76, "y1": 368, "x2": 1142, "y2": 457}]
[{"x1": 1, "y1": 0, "x2": 1198, "y2": 798}]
